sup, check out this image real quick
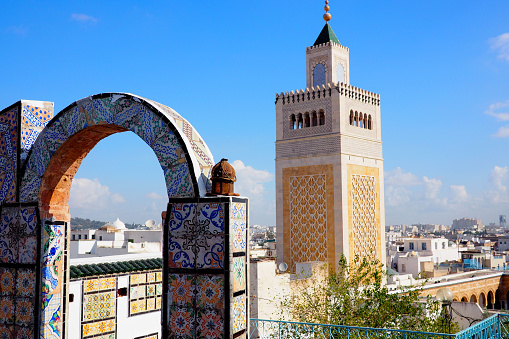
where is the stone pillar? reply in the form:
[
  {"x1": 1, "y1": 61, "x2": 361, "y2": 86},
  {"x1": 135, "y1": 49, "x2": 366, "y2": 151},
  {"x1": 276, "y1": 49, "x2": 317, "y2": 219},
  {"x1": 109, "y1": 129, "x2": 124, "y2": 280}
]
[{"x1": 163, "y1": 197, "x2": 249, "y2": 338}]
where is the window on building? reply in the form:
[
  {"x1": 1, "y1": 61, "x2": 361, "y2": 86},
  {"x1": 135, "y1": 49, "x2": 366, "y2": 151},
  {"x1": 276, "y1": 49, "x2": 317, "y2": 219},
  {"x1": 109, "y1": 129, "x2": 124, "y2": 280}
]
[
  {"x1": 100, "y1": 236, "x2": 103, "y2": 241},
  {"x1": 84, "y1": 235, "x2": 87, "y2": 240},
  {"x1": 409, "y1": 242, "x2": 414, "y2": 250},
  {"x1": 422, "y1": 243, "x2": 427, "y2": 250},
  {"x1": 442, "y1": 242, "x2": 445, "y2": 249},
  {"x1": 319, "y1": 111, "x2": 325, "y2": 125},
  {"x1": 78, "y1": 235, "x2": 81, "y2": 240},
  {"x1": 92, "y1": 234, "x2": 95, "y2": 239},
  {"x1": 72, "y1": 235, "x2": 75, "y2": 240},
  {"x1": 336, "y1": 63, "x2": 345, "y2": 84},
  {"x1": 435, "y1": 242, "x2": 438, "y2": 249},
  {"x1": 313, "y1": 63, "x2": 326, "y2": 87},
  {"x1": 402, "y1": 264, "x2": 406, "y2": 272}
]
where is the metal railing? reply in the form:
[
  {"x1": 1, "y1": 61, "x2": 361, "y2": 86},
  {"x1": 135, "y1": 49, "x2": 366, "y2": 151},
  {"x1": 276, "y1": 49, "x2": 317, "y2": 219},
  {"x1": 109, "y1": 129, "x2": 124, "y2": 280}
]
[{"x1": 249, "y1": 314, "x2": 509, "y2": 339}]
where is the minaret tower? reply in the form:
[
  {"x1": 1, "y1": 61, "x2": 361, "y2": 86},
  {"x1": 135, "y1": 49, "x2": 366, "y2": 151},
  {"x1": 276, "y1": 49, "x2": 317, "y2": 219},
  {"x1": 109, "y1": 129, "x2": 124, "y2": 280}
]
[{"x1": 275, "y1": 2, "x2": 385, "y2": 271}]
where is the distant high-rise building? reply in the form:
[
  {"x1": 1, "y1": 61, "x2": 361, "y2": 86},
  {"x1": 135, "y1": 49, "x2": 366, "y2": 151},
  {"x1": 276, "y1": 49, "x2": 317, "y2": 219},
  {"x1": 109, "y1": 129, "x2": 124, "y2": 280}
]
[
  {"x1": 500, "y1": 215, "x2": 507, "y2": 228},
  {"x1": 452, "y1": 218, "x2": 483, "y2": 231},
  {"x1": 275, "y1": 9, "x2": 385, "y2": 271}
]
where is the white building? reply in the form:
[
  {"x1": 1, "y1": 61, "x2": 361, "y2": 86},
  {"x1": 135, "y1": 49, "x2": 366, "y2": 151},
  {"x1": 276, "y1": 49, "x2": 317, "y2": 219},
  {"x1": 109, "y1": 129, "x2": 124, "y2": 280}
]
[{"x1": 390, "y1": 237, "x2": 460, "y2": 278}]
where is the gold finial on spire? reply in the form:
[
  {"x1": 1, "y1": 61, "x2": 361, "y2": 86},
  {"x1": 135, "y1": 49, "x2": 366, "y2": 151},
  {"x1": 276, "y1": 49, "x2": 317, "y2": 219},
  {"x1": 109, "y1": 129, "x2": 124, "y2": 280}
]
[{"x1": 323, "y1": 0, "x2": 331, "y2": 22}]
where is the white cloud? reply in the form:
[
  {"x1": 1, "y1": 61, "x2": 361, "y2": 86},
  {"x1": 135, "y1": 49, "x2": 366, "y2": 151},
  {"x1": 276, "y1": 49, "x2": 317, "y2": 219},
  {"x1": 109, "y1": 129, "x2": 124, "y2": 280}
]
[
  {"x1": 69, "y1": 178, "x2": 125, "y2": 210},
  {"x1": 493, "y1": 126, "x2": 509, "y2": 138},
  {"x1": 491, "y1": 166, "x2": 508, "y2": 193},
  {"x1": 385, "y1": 186, "x2": 412, "y2": 207},
  {"x1": 71, "y1": 13, "x2": 98, "y2": 24},
  {"x1": 231, "y1": 160, "x2": 275, "y2": 226},
  {"x1": 489, "y1": 33, "x2": 509, "y2": 61},
  {"x1": 485, "y1": 100, "x2": 509, "y2": 121},
  {"x1": 384, "y1": 167, "x2": 421, "y2": 186},
  {"x1": 146, "y1": 192, "x2": 165, "y2": 200},
  {"x1": 449, "y1": 185, "x2": 468, "y2": 203},
  {"x1": 423, "y1": 176, "x2": 442, "y2": 200},
  {"x1": 231, "y1": 160, "x2": 273, "y2": 196}
]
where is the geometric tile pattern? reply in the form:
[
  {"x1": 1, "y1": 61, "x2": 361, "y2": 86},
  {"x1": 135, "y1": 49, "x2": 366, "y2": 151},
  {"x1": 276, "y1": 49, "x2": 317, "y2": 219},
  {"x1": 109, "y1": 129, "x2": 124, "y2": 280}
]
[
  {"x1": 0, "y1": 107, "x2": 18, "y2": 204},
  {"x1": 232, "y1": 257, "x2": 246, "y2": 293},
  {"x1": 0, "y1": 204, "x2": 39, "y2": 338},
  {"x1": 82, "y1": 277, "x2": 117, "y2": 339},
  {"x1": 351, "y1": 174, "x2": 377, "y2": 258},
  {"x1": 231, "y1": 203, "x2": 246, "y2": 253},
  {"x1": 232, "y1": 295, "x2": 246, "y2": 333},
  {"x1": 20, "y1": 104, "x2": 53, "y2": 166},
  {"x1": 19, "y1": 93, "x2": 217, "y2": 202},
  {"x1": 168, "y1": 203, "x2": 225, "y2": 269},
  {"x1": 41, "y1": 221, "x2": 65, "y2": 339},
  {"x1": 289, "y1": 174, "x2": 328, "y2": 269},
  {"x1": 129, "y1": 271, "x2": 162, "y2": 316},
  {"x1": 165, "y1": 198, "x2": 248, "y2": 339}
]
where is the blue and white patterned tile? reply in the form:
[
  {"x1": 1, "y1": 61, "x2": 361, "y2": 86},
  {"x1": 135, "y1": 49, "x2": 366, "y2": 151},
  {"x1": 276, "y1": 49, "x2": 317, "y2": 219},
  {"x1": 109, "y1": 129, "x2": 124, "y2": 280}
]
[
  {"x1": 151, "y1": 132, "x2": 181, "y2": 170},
  {"x1": 198, "y1": 203, "x2": 224, "y2": 233},
  {"x1": 19, "y1": 208, "x2": 37, "y2": 236},
  {"x1": 165, "y1": 162, "x2": 194, "y2": 198},
  {"x1": 91, "y1": 98, "x2": 114, "y2": 124},
  {"x1": 14, "y1": 297, "x2": 34, "y2": 326},
  {"x1": 25, "y1": 137, "x2": 51, "y2": 177},
  {"x1": 43, "y1": 224, "x2": 63, "y2": 266},
  {"x1": 231, "y1": 203, "x2": 246, "y2": 221},
  {"x1": 0, "y1": 239, "x2": 15, "y2": 264},
  {"x1": 55, "y1": 105, "x2": 87, "y2": 138},
  {"x1": 112, "y1": 99, "x2": 144, "y2": 129},
  {"x1": 168, "y1": 235, "x2": 195, "y2": 269},
  {"x1": 18, "y1": 237, "x2": 37, "y2": 264},
  {"x1": 169, "y1": 203, "x2": 196, "y2": 234},
  {"x1": 231, "y1": 219, "x2": 246, "y2": 253},
  {"x1": 19, "y1": 170, "x2": 41, "y2": 202},
  {"x1": 39, "y1": 125, "x2": 66, "y2": 156},
  {"x1": 196, "y1": 235, "x2": 224, "y2": 269}
]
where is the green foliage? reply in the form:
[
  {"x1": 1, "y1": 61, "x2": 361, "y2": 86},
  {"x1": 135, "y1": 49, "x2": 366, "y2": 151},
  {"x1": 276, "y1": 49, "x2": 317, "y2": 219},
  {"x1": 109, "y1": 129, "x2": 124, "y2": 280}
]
[{"x1": 281, "y1": 255, "x2": 452, "y2": 333}]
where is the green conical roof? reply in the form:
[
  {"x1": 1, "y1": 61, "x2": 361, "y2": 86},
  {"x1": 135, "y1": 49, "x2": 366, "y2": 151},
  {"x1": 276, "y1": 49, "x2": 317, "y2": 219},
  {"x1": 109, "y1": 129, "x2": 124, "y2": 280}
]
[{"x1": 313, "y1": 23, "x2": 340, "y2": 46}]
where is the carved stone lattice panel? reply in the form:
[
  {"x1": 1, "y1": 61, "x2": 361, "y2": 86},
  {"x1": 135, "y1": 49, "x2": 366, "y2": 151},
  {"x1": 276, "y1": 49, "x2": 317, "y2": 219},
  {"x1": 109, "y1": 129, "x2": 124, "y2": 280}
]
[
  {"x1": 289, "y1": 174, "x2": 327, "y2": 271},
  {"x1": 350, "y1": 174, "x2": 377, "y2": 258}
]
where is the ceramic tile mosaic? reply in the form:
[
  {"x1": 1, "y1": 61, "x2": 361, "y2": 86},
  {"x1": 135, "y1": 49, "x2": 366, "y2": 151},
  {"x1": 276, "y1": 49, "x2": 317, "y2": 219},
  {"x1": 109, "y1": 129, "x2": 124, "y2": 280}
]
[
  {"x1": 20, "y1": 104, "x2": 53, "y2": 164},
  {"x1": 169, "y1": 306, "x2": 195, "y2": 339},
  {"x1": 168, "y1": 203, "x2": 225, "y2": 269},
  {"x1": 197, "y1": 308, "x2": 224, "y2": 339},
  {"x1": 41, "y1": 292, "x2": 61, "y2": 339},
  {"x1": 232, "y1": 256, "x2": 246, "y2": 292},
  {"x1": 83, "y1": 291, "x2": 116, "y2": 321},
  {"x1": 0, "y1": 107, "x2": 18, "y2": 204},
  {"x1": 196, "y1": 275, "x2": 224, "y2": 310},
  {"x1": 81, "y1": 277, "x2": 117, "y2": 339},
  {"x1": 82, "y1": 319, "x2": 115, "y2": 337},
  {"x1": 129, "y1": 271, "x2": 163, "y2": 316},
  {"x1": 0, "y1": 206, "x2": 38, "y2": 264},
  {"x1": 231, "y1": 203, "x2": 247, "y2": 253},
  {"x1": 19, "y1": 94, "x2": 208, "y2": 204},
  {"x1": 168, "y1": 275, "x2": 195, "y2": 308},
  {"x1": 232, "y1": 295, "x2": 246, "y2": 333}
]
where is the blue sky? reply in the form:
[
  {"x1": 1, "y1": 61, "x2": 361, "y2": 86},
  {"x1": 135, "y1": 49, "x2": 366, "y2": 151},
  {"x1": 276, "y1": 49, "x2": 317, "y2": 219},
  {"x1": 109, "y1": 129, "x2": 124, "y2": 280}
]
[{"x1": 1, "y1": 1, "x2": 509, "y2": 226}]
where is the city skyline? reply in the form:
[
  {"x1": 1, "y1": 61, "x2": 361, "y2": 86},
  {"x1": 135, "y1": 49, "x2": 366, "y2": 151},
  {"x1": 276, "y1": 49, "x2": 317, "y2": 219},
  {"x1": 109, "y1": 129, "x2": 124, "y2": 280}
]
[{"x1": 1, "y1": 1, "x2": 508, "y2": 225}]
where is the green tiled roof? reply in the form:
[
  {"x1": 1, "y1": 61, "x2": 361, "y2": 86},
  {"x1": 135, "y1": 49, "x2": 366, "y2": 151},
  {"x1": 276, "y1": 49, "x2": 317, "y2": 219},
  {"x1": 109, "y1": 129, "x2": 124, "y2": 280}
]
[
  {"x1": 70, "y1": 258, "x2": 163, "y2": 279},
  {"x1": 313, "y1": 23, "x2": 340, "y2": 46}
]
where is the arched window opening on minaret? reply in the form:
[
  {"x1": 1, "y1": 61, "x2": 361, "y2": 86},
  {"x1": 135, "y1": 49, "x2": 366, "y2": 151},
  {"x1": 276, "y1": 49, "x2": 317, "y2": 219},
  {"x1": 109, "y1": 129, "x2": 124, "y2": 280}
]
[
  {"x1": 290, "y1": 114, "x2": 296, "y2": 130},
  {"x1": 349, "y1": 110, "x2": 354, "y2": 125},
  {"x1": 304, "y1": 113, "x2": 310, "y2": 127},
  {"x1": 368, "y1": 115, "x2": 372, "y2": 130},
  {"x1": 359, "y1": 114, "x2": 364, "y2": 128},
  {"x1": 297, "y1": 113, "x2": 303, "y2": 129},
  {"x1": 363, "y1": 114, "x2": 368, "y2": 129},
  {"x1": 313, "y1": 63, "x2": 326, "y2": 87},
  {"x1": 354, "y1": 111, "x2": 358, "y2": 127},
  {"x1": 337, "y1": 63, "x2": 345, "y2": 84},
  {"x1": 319, "y1": 110, "x2": 325, "y2": 125},
  {"x1": 312, "y1": 112, "x2": 318, "y2": 126}
]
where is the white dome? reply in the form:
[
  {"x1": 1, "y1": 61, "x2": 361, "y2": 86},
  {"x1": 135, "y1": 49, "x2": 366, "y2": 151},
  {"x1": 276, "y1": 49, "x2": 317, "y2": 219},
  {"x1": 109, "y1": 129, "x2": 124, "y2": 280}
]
[{"x1": 112, "y1": 218, "x2": 126, "y2": 230}]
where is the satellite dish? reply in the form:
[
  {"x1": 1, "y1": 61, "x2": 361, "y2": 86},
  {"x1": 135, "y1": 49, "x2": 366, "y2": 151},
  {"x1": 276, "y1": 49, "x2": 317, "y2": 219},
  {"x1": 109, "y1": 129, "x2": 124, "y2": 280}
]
[
  {"x1": 145, "y1": 219, "x2": 156, "y2": 228},
  {"x1": 278, "y1": 262, "x2": 288, "y2": 273}
]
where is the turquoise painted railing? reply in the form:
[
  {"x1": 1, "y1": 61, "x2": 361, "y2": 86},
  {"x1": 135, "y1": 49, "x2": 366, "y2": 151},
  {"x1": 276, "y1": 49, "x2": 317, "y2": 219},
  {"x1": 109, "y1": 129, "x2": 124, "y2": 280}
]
[{"x1": 249, "y1": 314, "x2": 509, "y2": 339}]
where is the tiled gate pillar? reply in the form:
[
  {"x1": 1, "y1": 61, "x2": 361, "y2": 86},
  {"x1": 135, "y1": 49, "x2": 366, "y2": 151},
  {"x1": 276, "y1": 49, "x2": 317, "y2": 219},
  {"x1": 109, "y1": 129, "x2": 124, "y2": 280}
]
[{"x1": 163, "y1": 197, "x2": 249, "y2": 339}]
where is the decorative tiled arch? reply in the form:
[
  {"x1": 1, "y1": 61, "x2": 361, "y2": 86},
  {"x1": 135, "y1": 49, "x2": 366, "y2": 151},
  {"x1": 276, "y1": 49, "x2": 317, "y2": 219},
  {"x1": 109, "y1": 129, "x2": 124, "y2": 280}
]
[{"x1": 19, "y1": 93, "x2": 215, "y2": 202}]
